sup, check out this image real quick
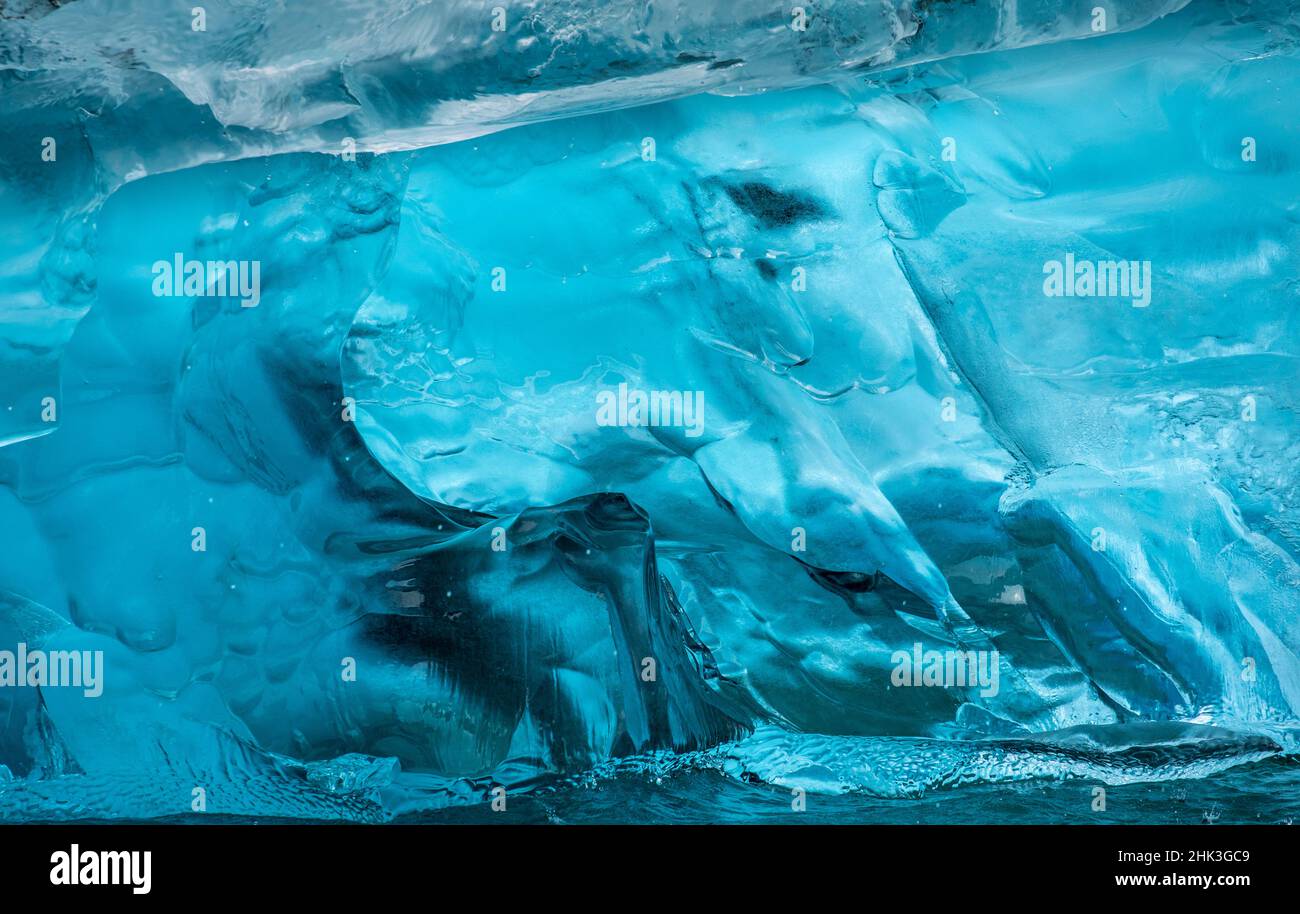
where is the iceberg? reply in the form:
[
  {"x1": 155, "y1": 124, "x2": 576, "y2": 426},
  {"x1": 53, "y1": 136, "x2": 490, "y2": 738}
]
[{"x1": 0, "y1": 0, "x2": 1297, "y2": 823}]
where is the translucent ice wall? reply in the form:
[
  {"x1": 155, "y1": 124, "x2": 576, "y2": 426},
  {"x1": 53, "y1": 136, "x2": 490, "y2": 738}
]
[{"x1": 1, "y1": 0, "x2": 1298, "y2": 820}]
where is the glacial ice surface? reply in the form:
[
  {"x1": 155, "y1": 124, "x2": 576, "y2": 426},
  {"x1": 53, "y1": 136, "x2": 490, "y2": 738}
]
[{"x1": 0, "y1": 0, "x2": 1298, "y2": 821}]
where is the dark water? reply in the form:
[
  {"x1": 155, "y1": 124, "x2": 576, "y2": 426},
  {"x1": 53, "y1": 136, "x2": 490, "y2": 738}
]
[
  {"x1": 402, "y1": 757, "x2": 1300, "y2": 825},
  {"x1": 115, "y1": 753, "x2": 1299, "y2": 825}
]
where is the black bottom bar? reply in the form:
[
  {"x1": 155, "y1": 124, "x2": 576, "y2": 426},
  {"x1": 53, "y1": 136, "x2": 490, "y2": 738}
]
[{"x1": 0, "y1": 824, "x2": 1286, "y2": 898}]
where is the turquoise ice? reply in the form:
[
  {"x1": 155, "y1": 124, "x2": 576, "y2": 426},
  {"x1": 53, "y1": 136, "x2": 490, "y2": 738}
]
[{"x1": 0, "y1": 0, "x2": 1297, "y2": 821}]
